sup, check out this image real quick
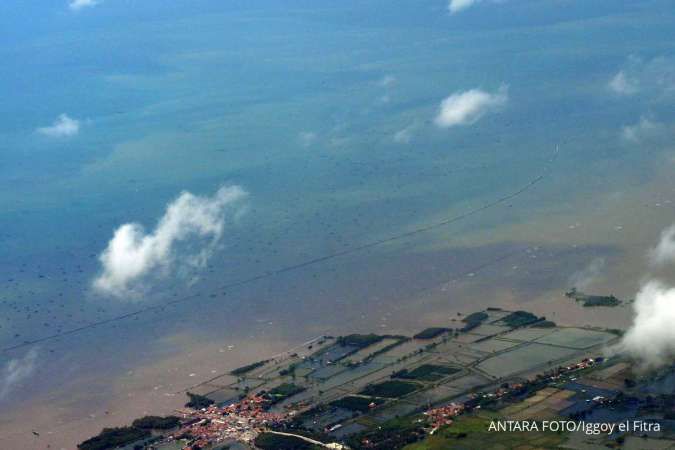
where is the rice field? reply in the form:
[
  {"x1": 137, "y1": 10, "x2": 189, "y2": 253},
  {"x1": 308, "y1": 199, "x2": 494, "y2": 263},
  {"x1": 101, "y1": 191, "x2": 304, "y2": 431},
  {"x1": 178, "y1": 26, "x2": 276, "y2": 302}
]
[
  {"x1": 476, "y1": 343, "x2": 580, "y2": 378},
  {"x1": 534, "y1": 328, "x2": 617, "y2": 349}
]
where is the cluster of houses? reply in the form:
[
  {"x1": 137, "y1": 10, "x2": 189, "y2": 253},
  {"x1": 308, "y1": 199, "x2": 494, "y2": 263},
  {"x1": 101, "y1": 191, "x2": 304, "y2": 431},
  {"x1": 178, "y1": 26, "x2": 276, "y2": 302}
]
[{"x1": 163, "y1": 395, "x2": 290, "y2": 449}]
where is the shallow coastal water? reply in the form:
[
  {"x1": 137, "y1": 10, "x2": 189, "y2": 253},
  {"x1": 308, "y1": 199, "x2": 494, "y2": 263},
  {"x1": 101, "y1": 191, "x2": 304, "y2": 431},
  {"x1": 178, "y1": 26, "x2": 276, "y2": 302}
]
[{"x1": 2, "y1": 1, "x2": 675, "y2": 448}]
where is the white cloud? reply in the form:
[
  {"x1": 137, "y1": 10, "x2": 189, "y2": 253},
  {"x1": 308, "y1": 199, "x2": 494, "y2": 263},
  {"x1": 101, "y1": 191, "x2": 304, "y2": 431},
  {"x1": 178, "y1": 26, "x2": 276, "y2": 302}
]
[
  {"x1": 610, "y1": 56, "x2": 675, "y2": 99},
  {"x1": 449, "y1": 0, "x2": 480, "y2": 13},
  {"x1": 648, "y1": 224, "x2": 675, "y2": 267},
  {"x1": 434, "y1": 86, "x2": 508, "y2": 128},
  {"x1": 1, "y1": 349, "x2": 38, "y2": 400},
  {"x1": 569, "y1": 258, "x2": 605, "y2": 291},
  {"x1": 608, "y1": 70, "x2": 638, "y2": 95},
  {"x1": 448, "y1": 0, "x2": 505, "y2": 14},
  {"x1": 615, "y1": 281, "x2": 675, "y2": 370},
  {"x1": 298, "y1": 131, "x2": 317, "y2": 148},
  {"x1": 93, "y1": 185, "x2": 247, "y2": 299},
  {"x1": 69, "y1": 0, "x2": 101, "y2": 11},
  {"x1": 378, "y1": 75, "x2": 397, "y2": 88},
  {"x1": 613, "y1": 223, "x2": 675, "y2": 370},
  {"x1": 37, "y1": 114, "x2": 80, "y2": 138},
  {"x1": 620, "y1": 116, "x2": 663, "y2": 143},
  {"x1": 393, "y1": 123, "x2": 418, "y2": 144}
]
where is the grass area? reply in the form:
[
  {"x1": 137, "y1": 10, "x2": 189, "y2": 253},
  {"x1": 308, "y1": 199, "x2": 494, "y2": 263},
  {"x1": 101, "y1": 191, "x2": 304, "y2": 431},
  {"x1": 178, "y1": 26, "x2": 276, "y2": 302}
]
[
  {"x1": 413, "y1": 328, "x2": 449, "y2": 339},
  {"x1": 393, "y1": 364, "x2": 460, "y2": 382},
  {"x1": 330, "y1": 396, "x2": 384, "y2": 412},
  {"x1": 360, "y1": 380, "x2": 420, "y2": 398},
  {"x1": 403, "y1": 413, "x2": 568, "y2": 450}
]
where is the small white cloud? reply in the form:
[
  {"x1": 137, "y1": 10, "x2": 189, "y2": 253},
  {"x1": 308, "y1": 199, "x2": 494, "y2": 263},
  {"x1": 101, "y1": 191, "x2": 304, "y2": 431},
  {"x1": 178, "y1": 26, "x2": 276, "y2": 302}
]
[
  {"x1": 609, "y1": 70, "x2": 638, "y2": 95},
  {"x1": 378, "y1": 94, "x2": 391, "y2": 104},
  {"x1": 298, "y1": 131, "x2": 317, "y2": 148},
  {"x1": 620, "y1": 115, "x2": 663, "y2": 143},
  {"x1": 434, "y1": 86, "x2": 508, "y2": 128},
  {"x1": 37, "y1": 114, "x2": 80, "y2": 138},
  {"x1": 378, "y1": 75, "x2": 397, "y2": 88},
  {"x1": 393, "y1": 123, "x2": 418, "y2": 144},
  {"x1": 610, "y1": 56, "x2": 675, "y2": 99},
  {"x1": 449, "y1": 0, "x2": 504, "y2": 14},
  {"x1": 569, "y1": 258, "x2": 605, "y2": 291},
  {"x1": 69, "y1": 0, "x2": 101, "y2": 11},
  {"x1": 93, "y1": 185, "x2": 247, "y2": 299},
  {"x1": 449, "y1": 0, "x2": 480, "y2": 13},
  {"x1": 328, "y1": 136, "x2": 351, "y2": 148},
  {"x1": 1, "y1": 349, "x2": 38, "y2": 400},
  {"x1": 649, "y1": 224, "x2": 675, "y2": 267}
]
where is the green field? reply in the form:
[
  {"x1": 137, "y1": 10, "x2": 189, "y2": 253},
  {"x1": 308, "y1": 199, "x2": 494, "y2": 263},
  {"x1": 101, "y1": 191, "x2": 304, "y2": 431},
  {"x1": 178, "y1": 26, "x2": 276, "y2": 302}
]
[
  {"x1": 404, "y1": 413, "x2": 569, "y2": 450},
  {"x1": 360, "y1": 380, "x2": 420, "y2": 398},
  {"x1": 266, "y1": 383, "x2": 306, "y2": 404},
  {"x1": 254, "y1": 432, "x2": 320, "y2": 450},
  {"x1": 498, "y1": 311, "x2": 540, "y2": 328},
  {"x1": 393, "y1": 364, "x2": 460, "y2": 382},
  {"x1": 330, "y1": 396, "x2": 383, "y2": 412}
]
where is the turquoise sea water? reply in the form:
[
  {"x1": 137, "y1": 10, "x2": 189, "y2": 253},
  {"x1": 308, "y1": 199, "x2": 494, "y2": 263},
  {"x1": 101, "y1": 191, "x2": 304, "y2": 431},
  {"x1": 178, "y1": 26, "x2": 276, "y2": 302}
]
[{"x1": 1, "y1": 0, "x2": 675, "y2": 415}]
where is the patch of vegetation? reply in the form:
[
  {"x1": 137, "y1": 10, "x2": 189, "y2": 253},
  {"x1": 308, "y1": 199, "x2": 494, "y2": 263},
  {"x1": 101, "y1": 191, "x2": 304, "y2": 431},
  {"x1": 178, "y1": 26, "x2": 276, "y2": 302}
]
[
  {"x1": 360, "y1": 380, "x2": 419, "y2": 398},
  {"x1": 565, "y1": 288, "x2": 621, "y2": 307},
  {"x1": 499, "y1": 310, "x2": 540, "y2": 328},
  {"x1": 346, "y1": 414, "x2": 427, "y2": 450},
  {"x1": 230, "y1": 359, "x2": 269, "y2": 376},
  {"x1": 279, "y1": 362, "x2": 299, "y2": 377},
  {"x1": 289, "y1": 404, "x2": 329, "y2": 427},
  {"x1": 366, "y1": 337, "x2": 410, "y2": 361},
  {"x1": 463, "y1": 311, "x2": 488, "y2": 324},
  {"x1": 131, "y1": 415, "x2": 180, "y2": 430},
  {"x1": 403, "y1": 412, "x2": 569, "y2": 450},
  {"x1": 532, "y1": 320, "x2": 556, "y2": 328},
  {"x1": 413, "y1": 327, "x2": 449, "y2": 339},
  {"x1": 185, "y1": 392, "x2": 215, "y2": 409},
  {"x1": 254, "y1": 432, "x2": 321, "y2": 450},
  {"x1": 583, "y1": 296, "x2": 620, "y2": 307},
  {"x1": 461, "y1": 311, "x2": 488, "y2": 331},
  {"x1": 270, "y1": 383, "x2": 305, "y2": 397},
  {"x1": 77, "y1": 426, "x2": 150, "y2": 450},
  {"x1": 265, "y1": 383, "x2": 306, "y2": 404},
  {"x1": 330, "y1": 396, "x2": 384, "y2": 412},
  {"x1": 337, "y1": 333, "x2": 383, "y2": 348},
  {"x1": 392, "y1": 364, "x2": 460, "y2": 382}
]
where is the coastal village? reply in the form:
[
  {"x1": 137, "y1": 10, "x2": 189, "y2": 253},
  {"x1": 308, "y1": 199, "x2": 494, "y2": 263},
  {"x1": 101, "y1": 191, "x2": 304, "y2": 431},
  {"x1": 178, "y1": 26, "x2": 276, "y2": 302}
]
[
  {"x1": 166, "y1": 396, "x2": 286, "y2": 449},
  {"x1": 78, "y1": 305, "x2": 675, "y2": 450}
]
